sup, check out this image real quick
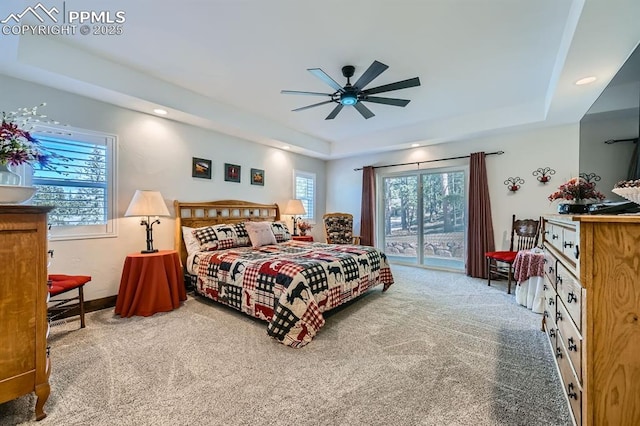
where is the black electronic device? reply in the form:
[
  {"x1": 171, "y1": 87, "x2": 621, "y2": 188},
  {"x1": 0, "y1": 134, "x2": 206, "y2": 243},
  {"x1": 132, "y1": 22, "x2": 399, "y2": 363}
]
[{"x1": 588, "y1": 201, "x2": 640, "y2": 214}]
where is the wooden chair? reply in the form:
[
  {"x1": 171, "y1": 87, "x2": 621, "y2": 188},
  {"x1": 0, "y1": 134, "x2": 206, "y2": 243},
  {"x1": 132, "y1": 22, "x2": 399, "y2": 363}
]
[
  {"x1": 485, "y1": 215, "x2": 540, "y2": 294},
  {"x1": 47, "y1": 274, "x2": 92, "y2": 328},
  {"x1": 322, "y1": 212, "x2": 360, "y2": 244}
]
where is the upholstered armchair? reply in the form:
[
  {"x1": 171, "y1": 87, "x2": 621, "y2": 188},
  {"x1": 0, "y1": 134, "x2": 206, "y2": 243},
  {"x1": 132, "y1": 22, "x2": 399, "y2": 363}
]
[{"x1": 322, "y1": 212, "x2": 360, "y2": 244}]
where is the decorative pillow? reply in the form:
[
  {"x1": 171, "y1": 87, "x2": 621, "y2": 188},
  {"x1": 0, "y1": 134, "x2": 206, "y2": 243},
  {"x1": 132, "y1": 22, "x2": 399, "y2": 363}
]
[
  {"x1": 193, "y1": 224, "x2": 238, "y2": 251},
  {"x1": 245, "y1": 221, "x2": 277, "y2": 248},
  {"x1": 233, "y1": 222, "x2": 250, "y2": 247},
  {"x1": 182, "y1": 226, "x2": 202, "y2": 255},
  {"x1": 270, "y1": 221, "x2": 292, "y2": 243}
]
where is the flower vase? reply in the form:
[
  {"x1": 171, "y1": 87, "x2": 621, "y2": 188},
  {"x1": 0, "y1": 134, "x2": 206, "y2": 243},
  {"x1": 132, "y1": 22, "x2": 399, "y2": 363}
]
[
  {"x1": 0, "y1": 163, "x2": 21, "y2": 186},
  {"x1": 558, "y1": 199, "x2": 592, "y2": 214}
]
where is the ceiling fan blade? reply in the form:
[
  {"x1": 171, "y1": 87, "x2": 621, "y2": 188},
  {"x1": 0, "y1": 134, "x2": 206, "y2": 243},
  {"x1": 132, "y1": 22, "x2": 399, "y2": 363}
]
[
  {"x1": 325, "y1": 104, "x2": 344, "y2": 120},
  {"x1": 292, "y1": 100, "x2": 335, "y2": 112},
  {"x1": 353, "y1": 60, "x2": 388, "y2": 90},
  {"x1": 362, "y1": 77, "x2": 421, "y2": 95},
  {"x1": 362, "y1": 96, "x2": 410, "y2": 107},
  {"x1": 281, "y1": 90, "x2": 333, "y2": 97},
  {"x1": 308, "y1": 68, "x2": 344, "y2": 92},
  {"x1": 354, "y1": 102, "x2": 375, "y2": 119}
]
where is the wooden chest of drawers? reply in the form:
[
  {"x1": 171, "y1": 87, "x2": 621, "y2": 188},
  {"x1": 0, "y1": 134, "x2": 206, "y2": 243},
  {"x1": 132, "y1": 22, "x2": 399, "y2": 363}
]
[
  {"x1": 542, "y1": 215, "x2": 640, "y2": 425},
  {"x1": 0, "y1": 205, "x2": 52, "y2": 420}
]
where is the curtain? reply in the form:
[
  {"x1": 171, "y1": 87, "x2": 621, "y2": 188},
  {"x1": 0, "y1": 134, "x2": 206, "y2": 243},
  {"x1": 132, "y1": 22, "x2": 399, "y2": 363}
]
[
  {"x1": 628, "y1": 141, "x2": 640, "y2": 180},
  {"x1": 360, "y1": 166, "x2": 375, "y2": 246},
  {"x1": 467, "y1": 152, "x2": 495, "y2": 278}
]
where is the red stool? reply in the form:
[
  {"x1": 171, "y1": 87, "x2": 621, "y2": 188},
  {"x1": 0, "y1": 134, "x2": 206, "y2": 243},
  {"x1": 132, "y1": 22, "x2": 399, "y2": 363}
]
[{"x1": 47, "y1": 274, "x2": 92, "y2": 328}]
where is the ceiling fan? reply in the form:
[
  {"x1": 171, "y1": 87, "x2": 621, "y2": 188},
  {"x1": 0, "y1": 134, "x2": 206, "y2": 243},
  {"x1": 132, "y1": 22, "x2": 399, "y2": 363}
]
[{"x1": 281, "y1": 60, "x2": 421, "y2": 120}]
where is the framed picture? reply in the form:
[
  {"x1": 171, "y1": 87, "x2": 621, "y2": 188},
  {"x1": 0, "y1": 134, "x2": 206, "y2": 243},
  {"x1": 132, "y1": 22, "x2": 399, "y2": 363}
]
[
  {"x1": 224, "y1": 163, "x2": 241, "y2": 183},
  {"x1": 250, "y1": 168, "x2": 265, "y2": 186},
  {"x1": 192, "y1": 157, "x2": 212, "y2": 179}
]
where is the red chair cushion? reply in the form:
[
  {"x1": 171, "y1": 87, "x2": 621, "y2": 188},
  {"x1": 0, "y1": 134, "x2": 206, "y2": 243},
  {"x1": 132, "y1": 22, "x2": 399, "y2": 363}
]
[
  {"x1": 48, "y1": 274, "x2": 92, "y2": 296},
  {"x1": 485, "y1": 251, "x2": 517, "y2": 263}
]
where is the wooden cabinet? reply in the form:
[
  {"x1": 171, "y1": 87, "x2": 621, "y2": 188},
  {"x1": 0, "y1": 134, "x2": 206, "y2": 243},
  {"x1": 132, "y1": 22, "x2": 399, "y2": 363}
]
[
  {"x1": 542, "y1": 215, "x2": 640, "y2": 426},
  {"x1": 0, "y1": 205, "x2": 52, "y2": 420}
]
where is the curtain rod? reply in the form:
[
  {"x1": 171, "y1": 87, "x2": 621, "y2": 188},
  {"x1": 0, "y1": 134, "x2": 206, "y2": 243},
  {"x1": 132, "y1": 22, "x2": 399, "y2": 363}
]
[
  {"x1": 353, "y1": 150, "x2": 504, "y2": 171},
  {"x1": 604, "y1": 138, "x2": 638, "y2": 144}
]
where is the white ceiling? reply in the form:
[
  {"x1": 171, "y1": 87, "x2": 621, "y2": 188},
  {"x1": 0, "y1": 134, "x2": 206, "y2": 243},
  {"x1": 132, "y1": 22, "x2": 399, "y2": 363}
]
[{"x1": 1, "y1": 0, "x2": 639, "y2": 159}]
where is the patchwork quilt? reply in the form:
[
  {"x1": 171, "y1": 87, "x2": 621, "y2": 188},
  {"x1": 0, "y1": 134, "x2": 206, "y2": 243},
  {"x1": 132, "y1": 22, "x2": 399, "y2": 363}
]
[{"x1": 192, "y1": 240, "x2": 394, "y2": 348}]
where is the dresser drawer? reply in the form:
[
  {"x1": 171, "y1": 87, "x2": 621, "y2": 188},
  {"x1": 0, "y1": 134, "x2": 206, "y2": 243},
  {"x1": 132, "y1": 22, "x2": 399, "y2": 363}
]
[
  {"x1": 543, "y1": 300, "x2": 557, "y2": 350},
  {"x1": 560, "y1": 225, "x2": 579, "y2": 262},
  {"x1": 556, "y1": 330, "x2": 583, "y2": 426},
  {"x1": 543, "y1": 253, "x2": 557, "y2": 289},
  {"x1": 545, "y1": 221, "x2": 563, "y2": 253},
  {"x1": 556, "y1": 300, "x2": 582, "y2": 382},
  {"x1": 555, "y1": 263, "x2": 583, "y2": 331},
  {"x1": 543, "y1": 277, "x2": 557, "y2": 315}
]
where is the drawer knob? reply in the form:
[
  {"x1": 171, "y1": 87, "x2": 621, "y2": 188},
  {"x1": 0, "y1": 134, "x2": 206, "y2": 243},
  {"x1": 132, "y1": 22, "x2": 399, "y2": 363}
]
[
  {"x1": 568, "y1": 337, "x2": 578, "y2": 352},
  {"x1": 549, "y1": 329, "x2": 556, "y2": 338},
  {"x1": 548, "y1": 297, "x2": 555, "y2": 306},
  {"x1": 556, "y1": 347, "x2": 563, "y2": 359},
  {"x1": 556, "y1": 275, "x2": 563, "y2": 285},
  {"x1": 543, "y1": 284, "x2": 548, "y2": 291},
  {"x1": 574, "y1": 245, "x2": 580, "y2": 260},
  {"x1": 563, "y1": 241, "x2": 574, "y2": 248},
  {"x1": 567, "y1": 383, "x2": 578, "y2": 400},
  {"x1": 556, "y1": 311, "x2": 563, "y2": 322},
  {"x1": 552, "y1": 234, "x2": 559, "y2": 240},
  {"x1": 548, "y1": 266, "x2": 554, "y2": 274},
  {"x1": 544, "y1": 310, "x2": 549, "y2": 318},
  {"x1": 567, "y1": 292, "x2": 577, "y2": 304}
]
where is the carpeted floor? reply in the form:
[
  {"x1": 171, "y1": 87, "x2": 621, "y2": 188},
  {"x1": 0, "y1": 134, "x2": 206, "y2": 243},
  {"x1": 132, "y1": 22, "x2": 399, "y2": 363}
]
[{"x1": 0, "y1": 265, "x2": 571, "y2": 426}]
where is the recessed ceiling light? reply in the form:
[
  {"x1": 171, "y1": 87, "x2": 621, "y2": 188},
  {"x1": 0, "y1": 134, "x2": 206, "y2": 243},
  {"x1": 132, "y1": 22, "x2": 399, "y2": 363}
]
[
  {"x1": 411, "y1": 143, "x2": 420, "y2": 148},
  {"x1": 575, "y1": 76, "x2": 597, "y2": 86},
  {"x1": 282, "y1": 145, "x2": 291, "y2": 150},
  {"x1": 153, "y1": 108, "x2": 168, "y2": 115}
]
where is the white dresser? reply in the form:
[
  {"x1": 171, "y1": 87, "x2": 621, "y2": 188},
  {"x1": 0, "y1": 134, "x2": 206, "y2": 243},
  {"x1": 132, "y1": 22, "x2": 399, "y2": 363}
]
[{"x1": 542, "y1": 214, "x2": 640, "y2": 425}]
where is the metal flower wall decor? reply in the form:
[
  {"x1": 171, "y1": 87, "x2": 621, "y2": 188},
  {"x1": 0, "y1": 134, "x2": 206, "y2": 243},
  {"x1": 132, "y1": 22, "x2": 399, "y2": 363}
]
[
  {"x1": 532, "y1": 167, "x2": 555, "y2": 184},
  {"x1": 504, "y1": 177, "x2": 525, "y2": 192}
]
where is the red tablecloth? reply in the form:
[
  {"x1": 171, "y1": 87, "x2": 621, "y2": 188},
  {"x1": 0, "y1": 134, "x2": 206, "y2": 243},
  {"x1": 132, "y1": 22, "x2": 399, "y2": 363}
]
[
  {"x1": 513, "y1": 250, "x2": 545, "y2": 283},
  {"x1": 115, "y1": 250, "x2": 186, "y2": 317}
]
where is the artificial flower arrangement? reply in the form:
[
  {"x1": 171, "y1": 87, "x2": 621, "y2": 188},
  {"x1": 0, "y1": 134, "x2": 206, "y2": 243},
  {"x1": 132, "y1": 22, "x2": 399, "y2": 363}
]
[
  {"x1": 547, "y1": 177, "x2": 605, "y2": 203},
  {"x1": 0, "y1": 103, "x2": 53, "y2": 167},
  {"x1": 298, "y1": 221, "x2": 313, "y2": 233}
]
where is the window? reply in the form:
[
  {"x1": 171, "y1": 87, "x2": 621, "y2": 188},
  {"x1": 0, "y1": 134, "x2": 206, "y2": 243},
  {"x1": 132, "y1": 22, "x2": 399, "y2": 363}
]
[
  {"x1": 293, "y1": 170, "x2": 315, "y2": 221},
  {"x1": 380, "y1": 166, "x2": 467, "y2": 271},
  {"x1": 30, "y1": 125, "x2": 117, "y2": 240}
]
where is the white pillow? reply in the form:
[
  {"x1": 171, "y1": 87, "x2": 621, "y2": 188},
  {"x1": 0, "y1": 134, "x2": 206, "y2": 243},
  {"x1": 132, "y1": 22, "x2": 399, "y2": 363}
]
[
  {"x1": 182, "y1": 226, "x2": 202, "y2": 255},
  {"x1": 244, "y1": 221, "x2": 277, "y2": 248}
]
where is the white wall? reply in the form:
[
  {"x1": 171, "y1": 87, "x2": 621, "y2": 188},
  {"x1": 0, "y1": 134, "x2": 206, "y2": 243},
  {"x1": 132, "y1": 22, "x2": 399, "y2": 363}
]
[
  {"x1": 326, "y1": 124, "x2": 580, "y2": 254},
  {"x1": 0, "y1": 74, "x2": 326, "y2": 301}
]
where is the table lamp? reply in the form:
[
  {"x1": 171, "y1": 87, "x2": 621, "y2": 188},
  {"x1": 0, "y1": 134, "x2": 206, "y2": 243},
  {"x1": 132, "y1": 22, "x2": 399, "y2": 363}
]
[
  {"x1": 125, "y1": 190, "x2": 170, "y2": 253},
  {"x1": 283, "y1": 199, "x2": 306, "y2": 236}
]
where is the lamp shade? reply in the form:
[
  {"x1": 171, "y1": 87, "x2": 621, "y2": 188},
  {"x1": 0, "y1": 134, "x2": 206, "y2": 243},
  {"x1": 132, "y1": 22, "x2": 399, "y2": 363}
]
[
  {"x1": 283, "y1": 199, "x2": 306, "y2": 216},
  {"x1": 125, "y1": 190, "x2": 170, "y2": 217}
]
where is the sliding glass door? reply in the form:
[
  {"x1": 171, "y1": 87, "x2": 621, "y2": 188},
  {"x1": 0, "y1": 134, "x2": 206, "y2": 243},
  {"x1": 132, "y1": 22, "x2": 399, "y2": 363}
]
[{"x1": 381, "y1": 167, "x2": 467, "y2": 271}]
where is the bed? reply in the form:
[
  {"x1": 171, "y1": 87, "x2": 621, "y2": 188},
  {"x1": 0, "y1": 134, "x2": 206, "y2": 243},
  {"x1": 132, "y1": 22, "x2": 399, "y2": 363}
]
[{"x1": 174, "y1": 200, "x2": 394, "y2": 348}]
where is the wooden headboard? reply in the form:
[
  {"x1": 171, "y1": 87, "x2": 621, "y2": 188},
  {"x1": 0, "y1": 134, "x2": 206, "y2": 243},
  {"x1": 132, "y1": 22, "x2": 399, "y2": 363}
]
[{"x1": 173, "y1": 199, "x2": 280, "y2": 267}]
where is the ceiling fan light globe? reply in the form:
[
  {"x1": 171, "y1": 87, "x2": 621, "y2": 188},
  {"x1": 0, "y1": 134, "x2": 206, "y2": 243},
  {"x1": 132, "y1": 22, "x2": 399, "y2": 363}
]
[{"x1": 340, "y1": 94, "x2": 357, "y2": 106}]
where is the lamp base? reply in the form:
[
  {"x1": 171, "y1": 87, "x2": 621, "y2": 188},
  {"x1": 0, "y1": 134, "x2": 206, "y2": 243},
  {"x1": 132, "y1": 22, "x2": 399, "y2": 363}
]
[{"x1": 141, "y1": 249, "x2": 159, "y2": 254}]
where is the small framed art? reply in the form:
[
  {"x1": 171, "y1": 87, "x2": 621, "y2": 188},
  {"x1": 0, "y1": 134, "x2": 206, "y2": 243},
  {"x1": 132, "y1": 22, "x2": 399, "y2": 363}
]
[
  {"x1": 251, "y1": 168, "x2": 265, "y2": 186},
  {"x1": 224, "y1": 163, "x2": 241, "y2": 183},
  {"x1": 192, "y1": 157, "x2": 212, "y2": 179}
]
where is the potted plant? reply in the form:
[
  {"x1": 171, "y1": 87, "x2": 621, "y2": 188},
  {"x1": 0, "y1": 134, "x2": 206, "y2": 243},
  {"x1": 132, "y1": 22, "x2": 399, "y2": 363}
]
[
  {"x1": 548, "y1": 177, "x2": 605, "y2": 214},
  {"x1": 298, "y1": 221, "x2": 312, "y2": 236}
]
